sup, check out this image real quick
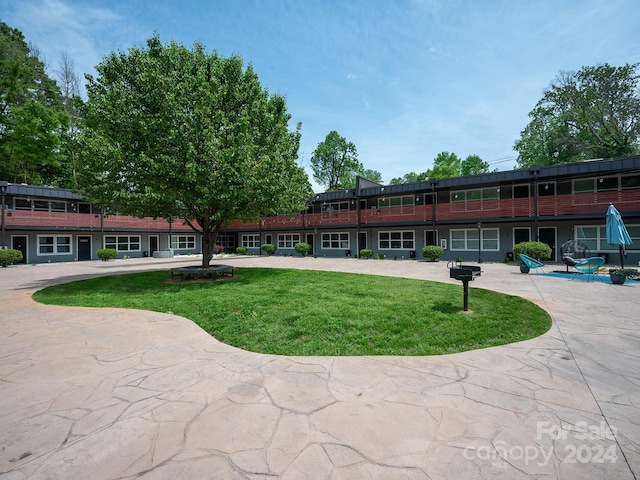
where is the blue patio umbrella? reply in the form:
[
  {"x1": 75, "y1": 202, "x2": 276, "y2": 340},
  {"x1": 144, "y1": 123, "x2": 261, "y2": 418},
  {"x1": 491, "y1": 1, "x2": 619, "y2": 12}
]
[{"x1": 606, "y1": 203, "x2": 632, "y2": 268}]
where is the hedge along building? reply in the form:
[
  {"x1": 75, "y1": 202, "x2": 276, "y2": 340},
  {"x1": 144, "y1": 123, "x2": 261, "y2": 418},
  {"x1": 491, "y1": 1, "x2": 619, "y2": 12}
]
[{"x1": 1, "y1": 155, "x2": 640, "y2": 265}]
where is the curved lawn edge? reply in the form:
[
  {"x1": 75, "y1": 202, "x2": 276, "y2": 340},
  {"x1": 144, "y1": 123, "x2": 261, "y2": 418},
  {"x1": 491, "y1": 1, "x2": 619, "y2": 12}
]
[{"x1": 33, "y1": 268, "x2": 552, "y2": 356}]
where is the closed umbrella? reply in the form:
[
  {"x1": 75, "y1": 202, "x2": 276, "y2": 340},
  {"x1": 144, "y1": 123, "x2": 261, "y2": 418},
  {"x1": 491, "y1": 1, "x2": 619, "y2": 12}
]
[{"x1": 606, "y1": 203, "x2": 632, "y2": 268}]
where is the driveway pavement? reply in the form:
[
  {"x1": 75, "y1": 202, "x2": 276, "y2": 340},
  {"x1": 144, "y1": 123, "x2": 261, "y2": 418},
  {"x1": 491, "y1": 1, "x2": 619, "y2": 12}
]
[{"x1": 1, "y1": 256, "x2": 638, "y2": 479}]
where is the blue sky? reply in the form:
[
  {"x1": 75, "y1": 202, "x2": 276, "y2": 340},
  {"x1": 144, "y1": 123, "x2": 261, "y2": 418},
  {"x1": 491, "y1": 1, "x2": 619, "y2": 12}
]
[{"x1": 2, "y1": 0, "x2": 639, "y2": 191}]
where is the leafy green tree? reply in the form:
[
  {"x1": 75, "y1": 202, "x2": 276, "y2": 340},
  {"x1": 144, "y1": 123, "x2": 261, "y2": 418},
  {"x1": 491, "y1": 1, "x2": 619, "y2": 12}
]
[
  {"x1": 77, "y1": 35, "x2": 312, "y2": 267},
  {"x1": 361, "y1": 168, "x2": 383, "y2": 184},
  {"x1": 515, "y1": 63, "x2": 640, "y2": 167},
  {"x1": 0, "y1": 21, "x2": 69, "y2": 185},
  {"x1": 311, "y1": 131, "x2": 362, "y2": 190},
  {"x1": 461, "y1": 154, "x2": 492, "y2": 176},
  {"x1": 389, "y1": 171, "x2": 428, "y2": 185},
  {"x1": 427, "y1": 151, "x2": 461, "y2": 179}
]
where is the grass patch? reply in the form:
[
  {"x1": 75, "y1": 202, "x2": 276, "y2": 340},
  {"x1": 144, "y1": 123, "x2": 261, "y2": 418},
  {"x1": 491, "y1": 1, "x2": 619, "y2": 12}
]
[{"x1": 33, "y1": 268, "x2": 551, "y2": 356}]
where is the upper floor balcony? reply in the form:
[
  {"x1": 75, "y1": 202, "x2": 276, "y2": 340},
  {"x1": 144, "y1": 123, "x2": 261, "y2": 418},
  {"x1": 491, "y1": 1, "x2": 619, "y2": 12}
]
[
  {"x1": 5, "y1": 189, "x2": 639, "y2": 232},
  {"x1": 4, "y1": 211, "x2": 195, "y2": 231},
  {"x1": 231, "y1": 189, "x2": 640, "y2": 230}
]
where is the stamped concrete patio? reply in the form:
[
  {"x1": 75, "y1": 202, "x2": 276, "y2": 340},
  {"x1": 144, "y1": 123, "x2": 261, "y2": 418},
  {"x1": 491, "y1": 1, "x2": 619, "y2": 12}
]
[{"x1": 1, "y1": 256, "x2": 638, "y2": 479}]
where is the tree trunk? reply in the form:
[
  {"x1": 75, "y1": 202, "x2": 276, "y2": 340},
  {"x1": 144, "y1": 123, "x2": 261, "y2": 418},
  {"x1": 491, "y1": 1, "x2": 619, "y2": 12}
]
[{"x1": 201, "y1": 231, "x2": 214, "y2": 267}]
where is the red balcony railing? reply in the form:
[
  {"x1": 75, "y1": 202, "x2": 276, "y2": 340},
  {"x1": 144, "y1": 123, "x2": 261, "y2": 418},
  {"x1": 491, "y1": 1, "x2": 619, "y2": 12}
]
[
  {"x1": 5, "y1": 211, "x2": 194, "y2": 231},
  {"x1": 6, "y1": 190, "x2": 639, "y2": 233}
]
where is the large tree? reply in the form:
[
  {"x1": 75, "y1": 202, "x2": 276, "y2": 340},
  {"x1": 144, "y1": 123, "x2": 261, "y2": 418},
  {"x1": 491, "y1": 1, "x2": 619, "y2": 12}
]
[
  {"x1": 77, "y1": 35, "x2": 312, "y2": 267},
  {"x1": 310, "y1": 131, "x2": 362, "y2": 190},
  {"x1": 515, "y1": 63, "x2": 640, "y2": 168},
  {"x1": 0, "y1": 21, "x2": 69, "y2": 185},
  {"x1": 461, "y1": 154, "x2": 492, "y2": 176},
  {"x1": 427, "y1": 151, "x2": 461, "y2": 179}
]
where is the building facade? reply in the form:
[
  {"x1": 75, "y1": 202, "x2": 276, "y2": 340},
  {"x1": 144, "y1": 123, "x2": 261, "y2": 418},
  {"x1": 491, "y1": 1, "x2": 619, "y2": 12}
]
[{"x1": 2, "y1": 155, "x2": 639, "y2": 266}]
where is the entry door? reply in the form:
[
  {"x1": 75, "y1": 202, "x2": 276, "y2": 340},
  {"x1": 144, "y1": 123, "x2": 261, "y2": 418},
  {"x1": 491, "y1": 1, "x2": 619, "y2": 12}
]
[
  {"x1": 358, "y1": 232, "x2": 367, "y2": 251},
  {"x1": 425, "y1": 230, "x2": 438, "y2": 246},
  {"x1": 149, "y1": 235, "x2": 159, "y2": 256},
  {"x1": 305, "y1": 233, "x2": 314, "y2": 256},
  {"x1": 77, "y1": 236, "x2": 92, "y2": 261},
  {"x1": 12, "y1": 236, "x2": 27, "y2": 263},
  {"x1": 538, "y1": 227, "x2": 557, "y2": 261}
]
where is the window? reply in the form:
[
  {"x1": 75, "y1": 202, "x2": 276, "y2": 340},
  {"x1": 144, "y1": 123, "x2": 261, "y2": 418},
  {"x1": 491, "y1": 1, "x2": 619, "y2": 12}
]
[
  {"x1": 621, "y1": 174, "x2": 640, "y2": 189},
  {"x1": 278, "y1": 233, "x2": 300, "y2": 248},
  {"x1": 33, "y1": 200, "x2": 49, "y2": 211},
  {"x1": 322, "y1": 202, "x2": 349, "y2": 212},
  {"x1": 451, "y1": 188, "x2": 499, "y2": 203},
  {"x1": 15, "y1": 198, "x2": 31, "y2": 210},
  {"x1": 217, "y1": 234, "x2": 236, "y2": 249},
  {"x1": 38, "y1": 235, "x2": 71, "y2": 255},
  {"x1": 575, "y1": 226, "x2": 602, "y2": 251},
  {"x1": 574, "y1": 179, "x2": 595, "y2": 193},
  {"x1": 106, "y1": 235, "x2": 141, "y2": 251},
  {"x1": 378, "y1": 195, "x2": 414, "y2": 208},
  {"x1": 170, "y1": 235, "x2": 195, "y2": 249},
  {"x1": 450, "y1": 228, "x2": 499, "y2": 251},
  {"x1": 50, "y1": 201, "x2": 66, "y2": 212},
  {"x1": 379, "y1": 231, "x2": 414, "y2": 249},
  {"x1": 322, "y1": 232, "x2": 349, "y2": 249},
  {"x1": 14, "y1": 198, "x2": 68, "y2": 212},
  {"x1": 242, "y1": 234, "x2": 260, "y2": 248}
]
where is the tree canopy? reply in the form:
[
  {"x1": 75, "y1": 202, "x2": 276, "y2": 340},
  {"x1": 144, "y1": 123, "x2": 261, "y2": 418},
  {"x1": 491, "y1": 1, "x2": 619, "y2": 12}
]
[
  {"x1": 426, "y1": 151, "x2": 461, "y2": 179},
  {"x1": 0, "y1": 21, "x2": 70, "y2": 186},
  {"x1": 390, "y1": 171, "x2": 428, "y2": 185},
  {"x1": 310, "y1": 131, "x2": 362, "y2": 190},
  {"x1": 515, "y1": 63, "x2": 640, "y2": 168},
  {"x1": 77, "y1": 35, "x2": 312, "y2": 266}
]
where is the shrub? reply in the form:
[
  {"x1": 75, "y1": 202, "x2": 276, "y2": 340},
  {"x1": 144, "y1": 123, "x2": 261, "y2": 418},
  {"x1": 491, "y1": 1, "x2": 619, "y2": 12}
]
[
  {"x1": 359, "y1": 248, "x2": 373, "y2": 258},
  {"x1": 213, "y1": 244, "x2": 225, "y2": 254},
  {"x1": 421, "y1": 244, "x2": 445, "y2": 261},
  {"x1": 294, "y1": 242, "x2": 311, "y2": 257},
  {"x1": 0, "y1": 249, "x2": 23, "y2": 267},
  {"x1": 513, "y1": 241, "x2": 552, "y2": 261},
  {"x1": 97, "y1": 248, "x2": 118, "y2": 261},
  {"x1": 261, "y1": 243, "x2": 276, "y2": 255},
  {"x1": 236, "y1": 246, "x2": 247, "y2": 255}
]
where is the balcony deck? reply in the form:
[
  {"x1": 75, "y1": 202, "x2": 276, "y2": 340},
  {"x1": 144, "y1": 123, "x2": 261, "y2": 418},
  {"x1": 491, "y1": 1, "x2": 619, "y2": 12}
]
[{"x1": 5, "y1": 190, "x2": 639, "y2": 232}]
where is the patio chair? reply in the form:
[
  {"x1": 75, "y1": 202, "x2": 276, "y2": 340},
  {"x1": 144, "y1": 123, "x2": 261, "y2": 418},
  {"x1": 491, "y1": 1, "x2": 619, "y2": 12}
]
[
  {"x1": 519, "y1": 254, "x2": 545, "y2": 274},
  {"x1": 560, "y1": 240, "x2": 590, "y2": 273},
  {"x1": 573, "y1": 256, "x2": 605, "y2": 282}
]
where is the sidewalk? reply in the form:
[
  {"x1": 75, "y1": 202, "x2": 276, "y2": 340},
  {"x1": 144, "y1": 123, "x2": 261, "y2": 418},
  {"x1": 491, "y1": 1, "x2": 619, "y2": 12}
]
[{"x1": 1, "y1": 256, "x2": 638, "y2": 479}]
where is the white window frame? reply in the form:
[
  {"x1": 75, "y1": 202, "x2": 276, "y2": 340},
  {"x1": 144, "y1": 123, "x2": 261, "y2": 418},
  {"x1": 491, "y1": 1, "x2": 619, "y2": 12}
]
[
  {"x1": 378, "y1": 230, "x2": 415, "y2": 250},
  {"x1": 321, "y1": 232, "x2": 350, "y2": 249},
  {"x1": 573, "y1": 225, "x2": 635, "y2": 252},
  {"x1": 278, "y1": 233, "x2": 300, "y2": 249},
  {"x1": 170, "y1": 235, "x2": 195, "y2": 250},
  {"x1": 377, "y1": 195, "x2": 415, "y2": 208},
  {"x1": 241, "y1": 234, "x2": 260, "y2": 248},
  {"x1": 321, "y1": 201, "x2": 349, "y2": 212},
  {"x1": 450, "y1": 228, "x2": 500, "y2": 251},
  {"x1": 37, "y1": 235, "x2": 72, "y2": 255},
  {"x1": 451, "y1": 188, "x2": 499, "y2": 203},
  {"x1": 105, "y1": 235, "x2": 141, "y2": 252}
]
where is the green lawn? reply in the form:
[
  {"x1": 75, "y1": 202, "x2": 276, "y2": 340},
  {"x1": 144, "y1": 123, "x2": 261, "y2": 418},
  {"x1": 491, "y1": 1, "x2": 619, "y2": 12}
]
[{"x1": 33, "y1": 268, "x2": 551, "y2": 356}]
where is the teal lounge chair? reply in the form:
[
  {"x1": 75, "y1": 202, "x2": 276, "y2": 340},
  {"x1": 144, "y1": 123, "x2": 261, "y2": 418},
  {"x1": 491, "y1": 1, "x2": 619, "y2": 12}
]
[
  {"x1": 520, "y1": 254, "x2": 545, "y2": 274},
  {"x1": 573, "y1": 257, "x2": 605, "y2": 282}
]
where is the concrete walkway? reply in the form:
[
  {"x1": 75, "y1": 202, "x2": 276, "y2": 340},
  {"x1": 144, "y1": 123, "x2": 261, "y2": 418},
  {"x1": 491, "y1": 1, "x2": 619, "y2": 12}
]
[{"x1": 1, "y1": 256, "x2": 638, "y2": 479}]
